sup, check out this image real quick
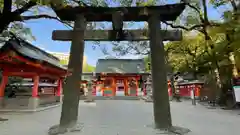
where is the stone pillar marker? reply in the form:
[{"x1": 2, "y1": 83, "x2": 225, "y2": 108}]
[{"x1": 148, "y1": 14, "x2": 172, "y2": 129}]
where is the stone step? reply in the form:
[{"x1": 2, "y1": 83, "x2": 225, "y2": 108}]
[{"x1": 80, "y1": 96, "x2": 141, "y2": 100}]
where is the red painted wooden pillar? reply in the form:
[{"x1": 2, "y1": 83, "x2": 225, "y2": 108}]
[
  {"x1": 135, "y1": 77, "x2": 139, "y2": 96},
  {"x1": 112, "y1": 78, "x2": 116, "y2": 96},
  {"x1": 123, "y1": 79, "x2": 128, "y2": 96},
  {"x1": 56, "y1": 79, "x2": 63, "y2": 96},
  {"x1": 0, "y1": 73, "x2": 8, "y2": 97},
  {"x1": 32, "y1": 76, "x2": 39, "y2": 97}
]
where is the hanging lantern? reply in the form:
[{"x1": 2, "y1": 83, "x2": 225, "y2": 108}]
[
  {"x1": 147, "y1": 62, "x2": 151, "y2": 70},
  {"x1": 97, "y1": 76, "x2": 101, "y2": 81}
]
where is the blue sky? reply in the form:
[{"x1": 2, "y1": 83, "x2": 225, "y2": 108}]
[{"x1": 24, "y1": 1, "x2": 228, "y2": 66}]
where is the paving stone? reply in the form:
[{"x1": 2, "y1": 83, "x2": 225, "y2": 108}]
[{"x1": 1, "y1": 100, "x2": 240, "y2": 135}]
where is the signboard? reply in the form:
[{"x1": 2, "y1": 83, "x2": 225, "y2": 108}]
[
  {"x1": 233, "y1": 77, "x2": 240, "y2": 103},
  {"x1": 233, "y1": 86, "x2": 240, "y2": 102},
  {"x1": 190, "y1": 89, "x2": 194, "y2": 99}
]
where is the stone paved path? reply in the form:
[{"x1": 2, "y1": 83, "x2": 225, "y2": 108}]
[{"x1": 1, "y1": 100, "x2": 240, "y2": 135}]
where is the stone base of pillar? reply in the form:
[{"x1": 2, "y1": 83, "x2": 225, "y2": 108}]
[
  {"x1": 56, "y1": 95, "x2": 63, "y2": 102},
  {"x1": 28, "y1": 97, "x2": 39, "y2": 109},
  {"x1": 84, "y1": 99, "x2": 95, "y2": 102},
  {"x1": 84, "y1": 90, "x2": 95, "y2": 102},
  {"x1": 0, "y1": 97, "x2": 5, "y2": 108},
  {"x1": 145, "y1": 97, "x2": 153, "y2": 102},
  {"x1": 84, "y1": 96, "x2": 95, "y2": 102}
]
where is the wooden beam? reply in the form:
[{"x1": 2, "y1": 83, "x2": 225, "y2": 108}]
[
  {"x1": 6, "y1": 72, "x2": 37, "y2": 77},
  {"x1": 0, "y1": 63, "x2": 67, "y2": 77},
  {"x1": 52, "y1": 30, "x2": 182, "y2": 41},
  {"x1": 54, "y1": 3, "x2": 186, "y2": 21},
  {"x1": 6, "y1": 71, "x2": 60, "y2": 79}
]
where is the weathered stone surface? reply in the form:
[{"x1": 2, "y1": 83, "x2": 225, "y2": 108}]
[
  {"x1": 145, "y1": 125, "x2": 191, "y2": 135},
  {"x1": 48, "y1": 123, "x2": 83, "y2": 135},
  {"x1": 0, "y1": 117, "x2": 8, "y2": 121},
  {"x1": 28, "y1": 97, "x2": 39, "y2": 109}
]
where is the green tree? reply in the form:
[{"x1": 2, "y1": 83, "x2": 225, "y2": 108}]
[
  {"x1": 59, "y1": 59, "x2": 68, "y2": 65},
  {"x1": 164, "y1": 0, "x2": 240, "y2": 105},
  {"x1": 0, "y1": 0, "x2": 102, "y2": 38},
  {"x1": 85, "y1": 64, "x2": 95, "y2": 72},
  {"x1": 165, "y1": 32, "x2": 205, "y2": 75},
  {"x1": 59, "y1": 59, "x2": 95, "y2": 72},
  {"x1": 107, "y1": 0, "x2": 240, "y2": 105}
]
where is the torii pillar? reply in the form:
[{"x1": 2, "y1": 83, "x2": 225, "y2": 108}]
[
  {"x1": 59, "y1": 15, "x2": 86, "y2": 129},
  {"x1": 148, "y1": 15, "x2": 172, "y2": 128}
]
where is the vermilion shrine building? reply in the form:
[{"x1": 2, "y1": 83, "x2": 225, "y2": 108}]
[
  {"x1": 80, "y1": 59, "x2": 204, "y2": 98},
  {"x1": 0, "y1": 37, "x2": 68, "y2": 109},
  {"x1": 92, "y1": 59, "x2": 150, "y2": 96}
]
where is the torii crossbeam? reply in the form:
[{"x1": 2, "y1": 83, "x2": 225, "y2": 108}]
[{"x1": 52, "y1": 30, "x2": 182, "y2": 41}]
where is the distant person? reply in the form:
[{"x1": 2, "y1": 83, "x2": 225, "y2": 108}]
[
  {"x1": 174, "y1": 76, "x2": 181, "y2": 102},
  {"x1": 8, "y1": 90, "x2": 16, "y2": 98},
  {"x1": 82, "y1": 83, "x2": 88, "y2": 96}
]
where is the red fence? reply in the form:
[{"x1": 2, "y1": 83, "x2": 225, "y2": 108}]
[
  {"x1": 174, "y1": 81, "x2": 203, "y2": 98},
  {"x1": 90, "y1": 81, "x2": 204, "y2": 98}
]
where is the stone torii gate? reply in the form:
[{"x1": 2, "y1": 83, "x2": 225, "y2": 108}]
[{"x1": 51, "y1": 3, "x2": 186, "y2": 133}]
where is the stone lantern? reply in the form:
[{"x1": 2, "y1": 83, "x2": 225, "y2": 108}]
[
  {"x1": 145, "y1": 75, "x2": 153, "y2": 102},
  {"x1": 84, "y1": 80, "x2": 95, "y2": 102}
]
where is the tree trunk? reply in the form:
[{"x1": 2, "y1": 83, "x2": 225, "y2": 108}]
[
  {"x1": 0, "y1": 15, "x2": 12, "y2": 33},
  {"x1": 59, "y1": 15, "x2": 86, "y2": 129},
  {"x1": 148, "y1": 15, "x2": 172, "y2": 129}
]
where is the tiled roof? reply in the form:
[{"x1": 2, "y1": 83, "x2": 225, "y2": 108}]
[
  {"x1": 0, "y1": 38, "x2": 67, "y2": 70},
  {"x1": 95, "y1": 59, "x2": 146, "y2": 73}
]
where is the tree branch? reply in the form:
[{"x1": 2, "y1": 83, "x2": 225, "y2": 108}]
[
  {"x1": 3, "y1": 0, "x2": 12, "y2": 14},
  {"x1": 19, "y1": 14, "x2": 73, "y2": 28},
  {"x1": 186, "y1": 3, "x2": 204, "y2": 23},
  {"x1": 202, "y1": 0, "x2": 209, "y2": 24},
  {"x1": 13, "y1": 1, "x2": 37, "y2": 14},
  {"x1": 20, "y1": 14, "x2": 58, "y2": 21},
  {"x1": 72, "y1": 0, "x2": 89, "y2": 7},
  {"x1": 230, "y1": 0, "x2": 238, "y2": 12},
  {"x1": 162, "y1": 21, "x2": 203, "y2": 31}
]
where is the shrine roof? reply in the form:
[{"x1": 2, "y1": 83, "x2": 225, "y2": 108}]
[
  {"x1": 95, "y1": 59, "x2": 146, "y2": 74},
  {"x1": 0, "y1": 38, "x2": 67, "y2": 70},
  {"x1": 54, "y1": 3, "x2": 186, "y2": 21}
]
